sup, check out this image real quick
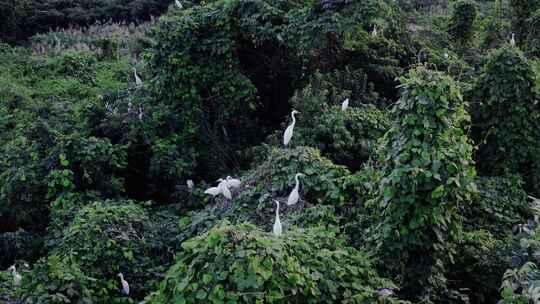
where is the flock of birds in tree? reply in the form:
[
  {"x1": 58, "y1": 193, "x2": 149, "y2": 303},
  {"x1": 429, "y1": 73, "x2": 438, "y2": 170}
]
[{"x1": 5, "y1": 0, "x2": 523, "y2": 295}]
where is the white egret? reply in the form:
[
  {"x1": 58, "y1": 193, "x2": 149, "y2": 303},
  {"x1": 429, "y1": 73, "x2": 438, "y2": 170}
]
[
  {"x1": 443, "y1": 53, "x2": 449, "y2": 60},
  {"x1": 371, "y1": 25, "x2": 378, "y2": 37},
  {"x1": 133, "y1": 68, "x2": 143, "y2": 86},
  {"x1": 341, "y1": 98, "x2": 349, "y2": 112},
  {"x1": 283, "y1": 110, "x2": 299, "y2": 146},
  {"x1": 175, "y1": 0, "x2": 183, "y2": 9},
  {"x1": 273, "y1": 200, "x2": 282, "y2": 236},
  {"x1": 118, "y1": 273, "x2": 130, "y2": 296},
  {"x1": 510, "y1": 33, "x2": 516, "y2": 47},
  {"x1": 204, "y1": 186, "x2": 221, "y2": 196},
  {"x1": 226, "y1": 176, "x2": 241, "y2": 189},
  {"x1": 187, "y1": 179, "x2": 194, "y2": 189},
  {"x1": 377, "y1": 288, "x2": 394, "y2": 297},
  {"x1": 218, "y1": 179, "x2": 232, "y2": 199},
  {"x1": 8, "y1": 265, "x2": 21, "y2": 287},
  {"x1": 287, "y1": 173, "x2": 305, "y2": 206}
]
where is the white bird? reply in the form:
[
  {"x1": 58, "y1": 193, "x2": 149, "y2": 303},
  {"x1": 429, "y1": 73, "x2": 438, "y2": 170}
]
[
  {"x1": 371, "y1": 25, "x2": 378, "y2": 37},
  {"x1": 443, "y1": 53, "x2": 449, "y2": 60},
  {"x1": 187, "y1": 179, "x2": 194, "y2": 189},
  {"x1": 118, "y1": 273, "x2": 130, "y2": 296},
  {"x1": 175, "y1": 0, "x2": 183, "y2": 9},
  {"x1": 8, "y1": 265, "x2": 21, "y2": 287},
  {"x1": 218, "y1": 179, "x2": 232, "y2": 199},
  {"x1": 133, "y1": 68, "x2": 143, "y2": 86},
  {"x1": 287, "y1": 173, "x2": 305, "y2": 206},
  {"x1": 273, "y1": 200, "x2": 282, "y2": 236},
  {"x1": 510, "y1": 33, "x2": 516, "y2": 47},
  {"x1": 283, "y1": 110, "x2": 299, "y2": 146},
  {"x1": 204, "y1": 186, "x2": 221, "y2": 196},
  {"x1": 341, "y1": 98, "x2": 349, "y2": 112},
  {"x1": 226, "y1": 176, "x2": 241, "y2": 189}
]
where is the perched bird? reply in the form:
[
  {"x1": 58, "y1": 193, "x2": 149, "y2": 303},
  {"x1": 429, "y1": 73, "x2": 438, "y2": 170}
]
[
  {"x1": 226, "y1": 176, "x2": 241, "y2": 189},
  {"x1": 118, "y1": 273, "x2": 130, "y2": 296},
  {"x1": 204, "y1": 185, "x2": 221, "y2": 197},
  {"x1": 283, "y1": 110, "x2": 299, "y2": 146},
  {"x1": 273, "y1": 200, "x2": 282, "y2": 236},
  {"x1": 8, "y1": 265, "x2": 21, "y2": 287},
  {"x1": 218, "y1": 179, "x2": 232, "y2": 200},
  {"x1": 510, "y1": 33, "x2": 516, "y2": 47},
  {"x1": 341, "y1": 98, "x2": 349, "y2": 112},
  {"x1": 133, "y1": 68, "x2": 143, "y2": 86},
  {"x1": 287, "y1": 173, "x2": 305, "y2": 206},
  {"x1": 443, "y1": 52, "x2": 449, "y2": 60},
  {"x1": 371, "y1": 24, "x2": 378, "y2": 37},
  {"x1": 187, "y1": 179, "x2": 194, "y2": 189},
  {"x1": 175, "y1": 0, "x2": 183, "y2": 9},
  {"x1": 377, "y1": 288, "x2": 394, "y2": 297}
]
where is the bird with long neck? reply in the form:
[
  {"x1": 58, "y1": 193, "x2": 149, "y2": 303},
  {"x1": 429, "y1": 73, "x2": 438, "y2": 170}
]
[
  {"x1": 8, "y1": 265, "x2": 21, "y2": 287},
  {"x1": 510, "y1": 33, "x2": 516, "y2": 47},
  {"x1": 283, "y1": 110, "x2": 299, "y2": 146},
  {"x1": 341, "y1": 98, "x2": 349, "y2": 112},
  {"x1": 118, "y1": 273, "x2": 130, "y2": 296},
  {"x1": 287, "y1": 173, "x2": 305, "y2": 206},
  {"x1": 273, "y1": 200, "x2": 282, "y2": 236},
  {"x1": 133, "y1": 68, "x2": 143, "y2": 86}
]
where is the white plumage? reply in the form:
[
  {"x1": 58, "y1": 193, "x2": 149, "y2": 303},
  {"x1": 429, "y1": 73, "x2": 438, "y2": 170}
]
[
  {"x1": 287, "y1": 173, "x2": 304, "y2": 206},
  {"x1": 8, "y1": 265, "x2": 21, "y2": 287},
  {"x1": 510, "y1": 33, "x2": 516, "y2": 47},
  {"x1": 187, "y1": 179, "x2": 194, "y2": 189},
  {"x1": 204, "y1": 186, "x2": 221, "y2": 196},
  {"x1": 283, "y1": 110, "x2": 299, "y2": 146},
  {"x1": 273, "y1": 200, "x2": 282, "y2": 236},
  {"x1": 371, "y1": 24, "x2": 378, "y2": 37},
  {"x1": 218, "y1": 179, "x2": 232, "y2": 199},
  {"x1": 118, "y1": 273, "x2": 130, "y2": 295},
  {"x1": 341, "y1": 98, "x2": 349, "y2": 112},
  {"x1": 175, "y1": 0, "x2": 183, "y2": 9},
  {"x1": 226, "y1": 176, "x2": 241, "y2": 188},
  {"x1": 133, "y1": 68, "x2": 143, "y2": 86}
]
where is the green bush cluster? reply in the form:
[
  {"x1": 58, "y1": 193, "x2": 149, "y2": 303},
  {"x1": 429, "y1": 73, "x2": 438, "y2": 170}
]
[
  {"x1": 448, "y1": 0, "x2": 478, "y2": 46},
  {"x1": 375, "y1": 66, "x2": 476, "y2": 302},
  {"x1": 471, "y1": 46, "x2": 540, "y2": 196},
  {"x1": 149, "y1": 222, "x2": 405, "y2": 304}
]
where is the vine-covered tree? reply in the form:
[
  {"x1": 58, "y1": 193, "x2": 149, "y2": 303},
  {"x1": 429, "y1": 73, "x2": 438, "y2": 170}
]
[
  {"x1": 375, "y1": 66, "x2": 476, "y2": 302},
  {"x1": 472, "y1": 46, "x2": 540, "y2": 196}
]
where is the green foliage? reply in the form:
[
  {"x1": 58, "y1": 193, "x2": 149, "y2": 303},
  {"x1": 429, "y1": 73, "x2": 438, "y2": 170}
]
[
  {"x1": 0, "y1": 0, "x2": 169, "y2": 42},
  {"x1": 47, "y1": 200, "x2": 177, "y2": 301},
  {"x1": 448, "y1": 0, "x2": 478, "y2": 46},
  {"x1": 449, "y1": 176, "x2": 532, "y2": 303},
  {"x1": 19, "y1": 255, "x2": 99, "y2": 304},
  {"x1": 471, "y1": 46, "x2": 540, "y2": 196},
  {"x1": 149, "y1": 221, "x2": 405, "y2": 304},
  {"x1": 278, "y1": 72, "x2": 390, "y2": 170},
  {"x1": 525, "y1": 9, "x2": 540, "y2": 58},
  {"x1": 375, "y1": 66, "x2": 476, "y2": 301},
  {"x1": 510, "y1": 0, "x2": 540, "y2": 46}
]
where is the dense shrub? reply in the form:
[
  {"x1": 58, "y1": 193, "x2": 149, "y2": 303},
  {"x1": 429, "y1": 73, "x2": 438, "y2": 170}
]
[
  {"x1": 19, "y1": 255, "x2": 99, "y2": 304},
  {"x1": 268, "y1": 72, "x2": 390, "y2": 170},
  {"x1": 448, "y1": 0, "x2": 478, "y2": 46},
  {"x1": 47, "y1": 200, "x2": 176, "y2": 300},
  {"x1": 375, "y1": 66, "x2": 476, "y2": 302},
  {"x1": 525, "y1": 9, "x2": 540, "y2": 58},
  {"x1": 449, "y1": 176, "x2": 533, "y2": 303},
  {"x1": 471, "y1": 46, "x2": 540, "y2": 196},
  {"x1": 509, "y1": 0, "x2": 540, "y2": 46},
  {"x1": 176, "y1": 146, "x2": 351, "y2": 244},
  {"x1": 149, "y1": 222, "x2": 405, "y2": 304}
]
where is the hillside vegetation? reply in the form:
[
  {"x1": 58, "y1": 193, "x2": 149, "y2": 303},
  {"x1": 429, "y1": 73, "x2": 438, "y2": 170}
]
[{"x1": 1, "y1": 0, "x2": 540, "y2": 303}]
